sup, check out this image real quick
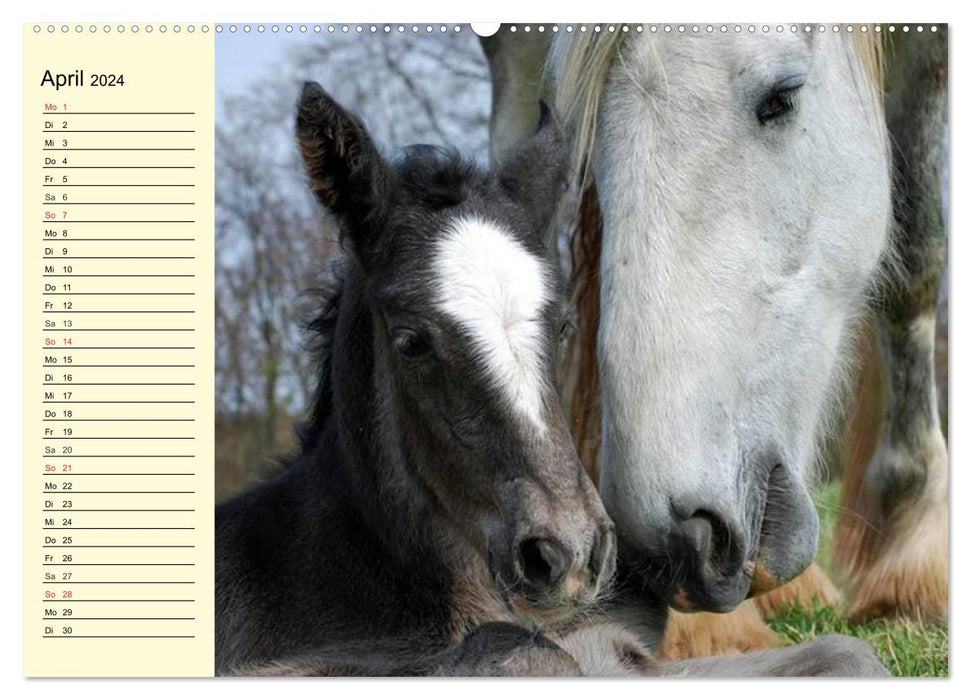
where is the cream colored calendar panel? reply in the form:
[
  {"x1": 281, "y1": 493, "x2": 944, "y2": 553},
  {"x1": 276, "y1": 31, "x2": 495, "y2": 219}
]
[{"x1": 22, "y1": 24, "x2": 215, "y2": 677}]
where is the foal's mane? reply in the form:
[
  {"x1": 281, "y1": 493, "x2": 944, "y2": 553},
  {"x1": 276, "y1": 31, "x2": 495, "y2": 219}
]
[{"x1": 297, "y1": 260, "x2": 345, "y2": 453}]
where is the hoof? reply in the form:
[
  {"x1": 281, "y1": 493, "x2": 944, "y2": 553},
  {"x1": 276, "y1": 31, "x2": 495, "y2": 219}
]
[{"x1": 843, "y1": 504, "x2": 948, "y2": 623}]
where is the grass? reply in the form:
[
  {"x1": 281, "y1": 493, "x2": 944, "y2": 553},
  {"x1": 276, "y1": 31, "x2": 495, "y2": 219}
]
[
  {"x1": 762, "y1": 480, "x2": 949, "y2": 677},
  {"x1": 767, "y1": 601, "x2": 949, "y2": 677}
]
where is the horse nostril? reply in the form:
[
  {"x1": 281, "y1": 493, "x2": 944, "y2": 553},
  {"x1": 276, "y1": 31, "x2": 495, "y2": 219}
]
[
  {"x1": 517, "y1": 537, "x2": 569, "y2": 590},
  {"x1": 682, "y1": 510, "x2": 744, "y2": 580}
]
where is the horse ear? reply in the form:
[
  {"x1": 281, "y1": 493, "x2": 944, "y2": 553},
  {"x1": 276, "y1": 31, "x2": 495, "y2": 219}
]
[
  {"x1": 295, "y1": 82, "x2": 392, "y2": 262},
  {"x1": 497, "y1": 101, "x2": 570, "y2": 234}
]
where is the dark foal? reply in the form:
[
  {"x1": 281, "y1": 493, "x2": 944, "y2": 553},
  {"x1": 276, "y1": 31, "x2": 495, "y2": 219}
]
[{"x1": 215, "y1": 83, "x2": 616, "y2": 675}]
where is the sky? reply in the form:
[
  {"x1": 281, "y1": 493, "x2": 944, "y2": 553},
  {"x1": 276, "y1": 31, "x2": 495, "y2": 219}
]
[{"x1": 216, "y1": 29, "x2": 321, "y2": 113}]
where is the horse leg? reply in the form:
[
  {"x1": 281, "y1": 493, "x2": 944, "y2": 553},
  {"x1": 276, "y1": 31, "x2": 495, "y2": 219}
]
[
  {"x1": 658, "y1": 600, "x2": 780, "y2": 660},
  {"x1": 834, "y1": 27, "x2": 948, "y2": 623},
  {"x1": 445, "y1": 621, "x2": 888, "y2": 677},
  {"x1": 552, "y1": 621, "x2": 655, "y2": 676},
  {"x1": 431, "y1": 622, "x2": 582, "y2": 676},
  {"x1": 655, "y1": 635, "x2": 889, "y2": 677},
  {"x1": 438, "y1": 621, "x2": 656, "y2": 676},
  {"x1": 222, "y1": 624, "x2": 584, "y2": 677}
]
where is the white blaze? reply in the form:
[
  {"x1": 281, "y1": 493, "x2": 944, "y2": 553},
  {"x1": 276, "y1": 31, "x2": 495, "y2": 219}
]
[{"x1": 433, "y1": 216, "x2": 551, "y2": 431}]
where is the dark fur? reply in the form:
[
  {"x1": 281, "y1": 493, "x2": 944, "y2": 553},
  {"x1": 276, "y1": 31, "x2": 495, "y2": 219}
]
[{"x1": 215, "y1": 83, "x2": 615, "y2": 675}]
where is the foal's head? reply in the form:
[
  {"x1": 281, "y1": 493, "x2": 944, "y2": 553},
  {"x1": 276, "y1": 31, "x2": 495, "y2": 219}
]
[{"x1": 296, "y1": 83, "x2": 614, "y2": 616}]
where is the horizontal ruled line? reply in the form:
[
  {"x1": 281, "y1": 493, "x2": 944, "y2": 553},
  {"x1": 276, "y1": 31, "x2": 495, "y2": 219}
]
[
  {"x1": 44, "y1": 419, "x2": 193, "y2": 422},
  {"x1": 43, "y1": 274, "x2": 196, "y2": 278},
  {"x1": 37, "y1": 473, "x2": 196, "y2": 476},
  {"x1": 42, "y1": 383, "x2": 196, "y2": 386},
  {"x1": 43, "y1": 563, "x2": 195, "y2": 566},
  {"x1": 44, "y1": 435, "x2": 195, "y2": 440},
  {"x1": 43, "y1": 166, "x2": 195, "y2": 169},
  {"x1": 45, "y1": 580, "x2": 194, "y2": 583},
  {"x1": 44, "y1": 129, "x2": 195, "y2": 132},
  {"x1": 41, "y1": 202, "x2": 195, "y2": 205},
  {"x1": 43, "y1": 545, "x2": 195, "y2": 548},
  {"x1": 43, "y1": 111, "x2": 196, "y2": 115},
  {"x1": 44, "y1": 184, "x2": 195, "y2": 187},
  {"x1": 43, "y1": 293, "x2": 196, "y2": 296},
  {"x1": 43, "y1": 636, "x2": 196, "y2": 639},
  {"x1": 43, "y1": 148, "x2": 195, "y2": 152},
  {"x1": 43, "y1": 528, "x2": 195, "y2": 530},
  {"x1": 43, "y1": 491, "x2": 195, "y2": 494},
  {"x1": 41, "y1": 223, "x2": 195, "y2": 225},
  {"x1": 40, "y1": 329, "x2": 196, "y2": 332},
  {"x1": 43, "y1": 400, "x2": 195, "y2": 404},
  {"x1": 43, "y1": 618, "x2": 197, "y2": 621},
  {"x1": 41, "y1": 238, "x2": 197, "y2": 242},
  {"x1": 42, "y1": 435, "x2": 195, "y2": 438},
  {"x1": 39, "y1": 455, "x2": 195, "y2": 458},
  {"x1": 40, "y1": 599, "x2": 196, "y2": 603},
  {"x1": 42, "y1": 364, "x2": 195, "y2": 367},
  {"x1": 43, "y1": 310, "x2": 196, "y2": 314}
]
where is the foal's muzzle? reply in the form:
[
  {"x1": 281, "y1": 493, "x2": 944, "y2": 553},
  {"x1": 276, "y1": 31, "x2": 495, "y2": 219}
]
[{"x1": 498, "y1": 523, "x2": 616, "y2": 611}]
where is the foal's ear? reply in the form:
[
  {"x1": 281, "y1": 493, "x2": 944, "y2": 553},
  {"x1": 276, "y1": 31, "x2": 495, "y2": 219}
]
[
  {"x1": 296, "y1": 82, "x2": 392, "y2": 260},
  {"x1": 497, "y1": 101, "x2": 570, "y2": 234}
]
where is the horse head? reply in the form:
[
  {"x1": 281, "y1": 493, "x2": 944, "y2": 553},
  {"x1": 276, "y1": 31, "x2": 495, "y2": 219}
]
[
  {"x1": 296, "y1": 83, "x2": 616, "y2": 620},
  {"x1": 555, "y1": 31, "x2": 892, "y2": 611}
]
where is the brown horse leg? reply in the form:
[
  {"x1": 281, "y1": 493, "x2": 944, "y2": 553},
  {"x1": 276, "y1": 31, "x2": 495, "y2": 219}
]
[
  {"x1": 835, "y1": 321, "x2": 947, "y2": 623},
  {"x1": 833, "y1": 27, "x2": 948, "y2": 623},
  {"x1": 657, "y1": 601, "x2": 779, "y2": 660}
]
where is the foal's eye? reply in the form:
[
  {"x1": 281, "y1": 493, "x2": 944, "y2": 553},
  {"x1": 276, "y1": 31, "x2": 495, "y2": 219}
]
[
  {"x1": 757, "y1": 85, "x2": 802, "y2": 125},
  {"x1": 392, "y1": 328, "x2": 431, "y2": 359}
]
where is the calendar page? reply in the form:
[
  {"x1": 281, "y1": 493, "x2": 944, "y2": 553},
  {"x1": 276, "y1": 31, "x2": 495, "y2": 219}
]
[{"x1": 20, "y1": 21, "x2": 950, "y2": 679}]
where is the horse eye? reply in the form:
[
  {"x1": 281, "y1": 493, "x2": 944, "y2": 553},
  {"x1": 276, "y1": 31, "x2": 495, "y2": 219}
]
[
  {"x1": 392, "y1": 328, "x2": 431, "y2": 359},
  {"x1": 757, "y1": 86, "x2": 800, "y2": 125}
]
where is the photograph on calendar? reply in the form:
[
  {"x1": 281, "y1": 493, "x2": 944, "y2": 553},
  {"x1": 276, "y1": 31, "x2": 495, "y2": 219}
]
[{"x1": 210, "y1": 23, "x2": 949, "y2": 677}]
